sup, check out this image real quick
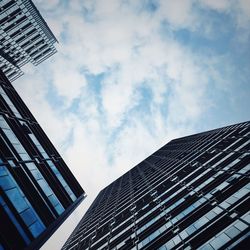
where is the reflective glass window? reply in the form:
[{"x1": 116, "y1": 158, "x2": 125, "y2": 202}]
[
  {"x1": 48, "y1": 194, "x2": 59, "y2": 207},
  {"x1": 47, "y1": 160, "x2": 76, "y2": 201},
  {"x1": 31, "y1": 169, "x2": 43, "y2": 180},
  {"x1": 0, "y1": 165, "x2": 45, "y2": 237},
  {"x1": 234, "y1": 221, "x2": 248, "y2": 231},
  {"x1": 0, "y1": 115, "x2": 31, "y2": 161},
  {"x1": 0, "y1": 196, "x2": 30, "y2": 245},
  {"x1": 0, "y1": 86, "x2": 22, "y2": 118},
  {"x1": 186, "y1": 224, "x2": 196, "y2": 235},
  {"x1": 0, "y1": 175, "x2": 15, "y2": 190},
  {"x1": 205, "y1": 211, "x2": 217, "y2": 220},
  {"x1": 242, "y1": 214, "x2": 250, "y2": 224},
  {"x1": 2, "y1": 128, "x2": 19, "y2": 144},
  {"x1": 164, "y1": 239, "x2": 175, "y2": 249},
  {"x1": 0, "y1": 166, "x2": 7, "y2": 176},
  {"x1": 5, "y1": 188, "x2": 29, "y2": 213},
  {"x1": 25, "y1": 163, "x2": 64, "y2": 215},
  {"x1": 29, "y1": 221, "x2": 45, "y2": 238},
  {"x1": 55, "y1": 203, "x2": 65, "y2": 215},
  {"x1": 179, "y1": 230, "x2": 188, "y2": 240},
  {"x1": 225, "y1": 226, "x2": 240, "y2": 239},
  {"x1": 28, "y1": 134, "x2": 49, "y2": 159},
  {"x1": 210, "y1": 233, "x2": 230, "y2": 249},
  {"x1": 172, "y1": 235, "x2": 181, "y2": 245},
  {"x1": 37, "y1": 179, "x2": 53, "y2": 196},
  {"x1": 199, "y1": 244, "x2": 214, "y2": 250},
  {"x1": 20, "y1": 208, "x2": 37, "y2": 227}
]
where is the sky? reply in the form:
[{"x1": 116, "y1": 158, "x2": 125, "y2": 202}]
[{"x1": 13, "y1": 0, "x2": 250, "y2": 249}]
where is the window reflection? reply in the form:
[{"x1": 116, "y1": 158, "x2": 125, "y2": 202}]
[
  {"x1": 26, "y1": 162, "x2": 65, "y2": 215},
  {"x1": 0, "y1": 164, "x2": 45, "y2": 238},
  {"x1": 0, "y1": 86, "x2": 22, "y2": 118},
  {"x1": 47, "y1": 160, "x2": 77, "y2": 202},
  {"x1": 0, "y1": 115, "x2": 31, "y2": 161}
]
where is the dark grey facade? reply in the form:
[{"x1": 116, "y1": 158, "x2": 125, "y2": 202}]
[
  {"x1": 0, "y1": 0, "x2": 57, "y2": 81},
  {"x1": 62, "y1": 122, "x2": 250, "y2": 250},
  {"x1": 0, "y1": 1, "x2": 86, "y2": 249}
]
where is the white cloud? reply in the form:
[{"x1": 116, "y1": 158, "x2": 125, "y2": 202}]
[
  {"x1": 14, "y1": 65, "x2": 76, "y2": 150},
  {"x1": 35, "y1": 0, "x2": 60, "y2": 10},
  {"x1": 199, "y1": 0, "x2": 231, "y2": 12},
  {"x1": 29, "y1": 0, "x2": 222, "y2": 196},
  {"x1": 49, "y1": 52, "x2": 87, "y2": 106},
  {"x1": 25, "y1": 1, "x2": 250, "y2": 249},
  {"x1": 158, "y1": 0, "x2": 197, "y2": 29}
]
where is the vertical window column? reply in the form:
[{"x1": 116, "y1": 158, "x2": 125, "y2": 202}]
[
  {"x1": 0, "y1": 115, "x2": 31, "y2": 161},
  {"x1": 25, "y1": 162, "x2": 65, "y2": 215},
  {"x1": 46, "y1": 160, "x2": 77, "y2": 202}
]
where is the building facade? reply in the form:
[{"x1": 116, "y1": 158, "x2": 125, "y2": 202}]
[
  {"x1": 0, "y1": 1, "x2": 86, "y2": 249},
  {"x1": 0, "y1": 69, "x2": 85, "y2": 249},
  {"x1": 62, "y1": 122, "x2": 250, "y2": 250},
  {"x1": 0, "y1": 0, "x2": 57, "y2": 81}
]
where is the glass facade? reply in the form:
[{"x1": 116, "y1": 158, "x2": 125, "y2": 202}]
[
  {"x1": 0, "y1": 0, "x2": 57, "y2": 81},
  {"x1": 62, "y1": 121, "x2": 250, "y2": 250},
  {"x1": 0, "y1": 164, "x2": 46, "y2": 238}
]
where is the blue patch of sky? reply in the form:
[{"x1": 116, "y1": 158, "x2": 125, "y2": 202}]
[
  {"x1": 56, "y1": 72, "x2": 106, "y2": 121},
  {"x1": 198, "y1": 63, "x2": 250, "y2": 133},
  {"x1": 106, "y1": 80, "x2": 171, "y2": 160},
  {"x1": 61, "y1": 128, "x2": 74, "y2": 152},
  {"x1": 159, "y1": 5, "x2": 250, "y2": 130},
  {"x1": 198, "y1": 89, "x2": 249, "y2": 134},
  {"x1": 85, "y1": 72, "x2": 104, "y2": 96},
  {"x1": 59, "y1": 23, "x2": 70, "y2": 44},
  {"x1": 123, "y1": 0, "x2": 159, "y2": 14},
  {"x1": 105, "y1": 84, "x2": 155, "y2": 164},
  {"x1": 134, "y1": 84, "x2": 153, "y2": 114},
  {"x1": 135, "y1": 83, "x2": 169, "y2": 136},
  {"x1": 45, "y1": 78, "x2": 81, "y2": 117},
  {"x1": 230, "y1": 30, "x2": 250, "y2": 68},
  {"x1": 142, "y1": 0, "x2": 159, "y2": 13},
  {"x1": 67, "y1": 97, "x2": 81, "y2": 113},
  {"x1": 46, "y1": 82, "x2": 64, "y2": 109},
  {"x1": 84, "y1": 72, "x2": 106, "y2": 115},
  {"x1": 173, "y1": 11, "x2": 236, "y2": 55},
  {"x1": 46, "y1": 80, "x2": 82, "y2": 116},
  {"x1": 80, "y1": 6, "x2": 96, "y2": 23}
]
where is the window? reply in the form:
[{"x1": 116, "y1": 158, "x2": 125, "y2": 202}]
[
  {"x1": 210, "y1": 233, "x2": 230, "y2": 249},
  {"x1": 46, "y1": 160, "x2": 77, "y2": 202},
  {"x1": 0, "y1": 195, "x2": 30, "y2": 245},
  {"x1": 20, "y1": 208, "x2": 37, "y2": 227},
  {"x1": 25, "y1": 162, "x2": 65, "y2": 215},
  {"x1": 0, "y1": 115, "x2": 31, "y2": 161},
  {"x1": 28, "y1": 134, "x2": 49, "y2": 159},
  {"x1": 29, "y1": 221, "x2": 45, "y2": 238},
  {"x1": 5, "y1": 188, "x2": 29, "y2": 213},
  {"x1": 0, "y1": 86, "x2": 22, "y2": 118},
  {"x1": 0, "y1": 165, "x2": 45, "y2": 237},
  {"x1": 225, "y1": 226, "x2": 240, "y2": 239}
]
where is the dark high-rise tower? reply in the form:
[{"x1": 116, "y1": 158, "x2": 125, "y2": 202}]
[
  {"x1": 62, "y1": 122, "x2": 250, "y2": 250},
  {"x1": 0, "y1": 1, "x2": 85, "y2": 249}
]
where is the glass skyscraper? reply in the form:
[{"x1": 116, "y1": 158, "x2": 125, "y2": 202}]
[
  {"x1": 0, "y1": 0, "x2": 57, "y2": 81},
  {"x1": 62, "y1": 122, "x2": 250, "y2": 250},
  {"x1": 0, "y1": 1, "x2": 85, "y2": 249}
]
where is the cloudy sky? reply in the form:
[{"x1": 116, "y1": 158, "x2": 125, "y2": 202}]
[{"x1": 14, "y1": 0, "x2": 250, "y2": 249}]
